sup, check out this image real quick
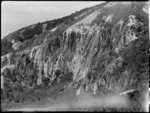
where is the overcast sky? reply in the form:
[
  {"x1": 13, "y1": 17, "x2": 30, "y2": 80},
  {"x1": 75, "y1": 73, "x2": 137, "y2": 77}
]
[{"x1": 1, "y1": 1, "x2": 104, "y2": 38}]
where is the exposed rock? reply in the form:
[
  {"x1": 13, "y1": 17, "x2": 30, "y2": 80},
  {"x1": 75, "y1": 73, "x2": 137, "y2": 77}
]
[
  {"x1": 12, "y1": 39, "x2": 23, "y2": 50},
  {"x1": 1, "y1": 2, "x2": 149, "y2": 111}
]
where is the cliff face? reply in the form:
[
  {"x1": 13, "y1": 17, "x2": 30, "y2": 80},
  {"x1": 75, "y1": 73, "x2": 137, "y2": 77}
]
[{"x1": 1, "y1": 2, "x2": 149, "y2": 111}]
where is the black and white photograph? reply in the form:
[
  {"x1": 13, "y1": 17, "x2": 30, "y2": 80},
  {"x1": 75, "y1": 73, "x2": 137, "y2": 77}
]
[{"x1": 1, "y1": 0, "x2": 149, "y2": 112}]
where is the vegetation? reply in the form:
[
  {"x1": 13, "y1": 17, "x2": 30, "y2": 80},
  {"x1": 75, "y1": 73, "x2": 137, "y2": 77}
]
[
  {"x1": 21, "y1": 23, "x2": 43, "y2": 41},
  {"x1": 1, "y1": 6, "x2": 92, "y2": 56},
  {"x1": 121, "y1": 33, "x2": 149, "y2": 90},
  {"x1": 44, "y1": 6, "x2": 91, "y2": 30},
  {"x1": 1, "y1": 39, "x2": 14, "y2": 56},
  {"x1": 1, "y1": 2, "x2": 149, "y2": 111}
]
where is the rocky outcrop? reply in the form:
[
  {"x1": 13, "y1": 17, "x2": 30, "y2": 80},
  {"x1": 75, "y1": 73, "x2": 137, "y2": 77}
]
[
  {"x1": 1, "y1": 2, "x2": 149, "y2": 108},
  {"x1": 12, "y1": 40, "x2": 23, "y2": 50}
]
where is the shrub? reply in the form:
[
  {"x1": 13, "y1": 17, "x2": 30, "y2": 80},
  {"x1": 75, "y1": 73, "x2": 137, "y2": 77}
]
[
  {"x1": 1, "y1": 39, "x2": 14, "y2": 56},
  {"x1": 22, "y1": 23, "x2": 42, "y2": 41}
]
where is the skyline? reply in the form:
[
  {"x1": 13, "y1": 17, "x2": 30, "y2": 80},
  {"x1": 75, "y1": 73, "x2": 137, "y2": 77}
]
[{"x1": 1, "y1": 1, "x2": 104, "y2": 38}]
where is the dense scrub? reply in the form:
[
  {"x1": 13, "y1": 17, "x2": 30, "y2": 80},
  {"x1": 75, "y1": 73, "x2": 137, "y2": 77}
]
[
  {"x1": 121, "y1": 33, "x2": 149, "y2": 90},
  {"x1": 1, "y1": 39, "x2": 14, "y2": 56}
]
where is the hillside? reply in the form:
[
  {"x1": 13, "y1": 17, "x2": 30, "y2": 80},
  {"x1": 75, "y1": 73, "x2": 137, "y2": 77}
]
[{"x1": 1, "y1": 1, "x2": 149, "y2": 111}]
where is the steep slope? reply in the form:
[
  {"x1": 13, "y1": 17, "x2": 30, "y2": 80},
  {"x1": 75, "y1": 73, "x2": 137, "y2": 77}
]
[
  {"x1": 1, "y1": 4, "x2": 99, "y2": 56},
  {"x1": 1, "y1": 2, "x2": 149, "y2": 111}
]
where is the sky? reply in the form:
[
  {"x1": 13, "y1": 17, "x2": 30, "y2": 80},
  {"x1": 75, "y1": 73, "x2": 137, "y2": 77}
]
[{"x1": 1, "y1": 1, "x2": 104, "y2": 38}]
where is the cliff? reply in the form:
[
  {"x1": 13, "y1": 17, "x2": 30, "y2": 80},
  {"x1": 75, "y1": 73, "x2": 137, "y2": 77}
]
[{"x1": 1, "y1": 2, "x2": 149, "y2": 111}]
